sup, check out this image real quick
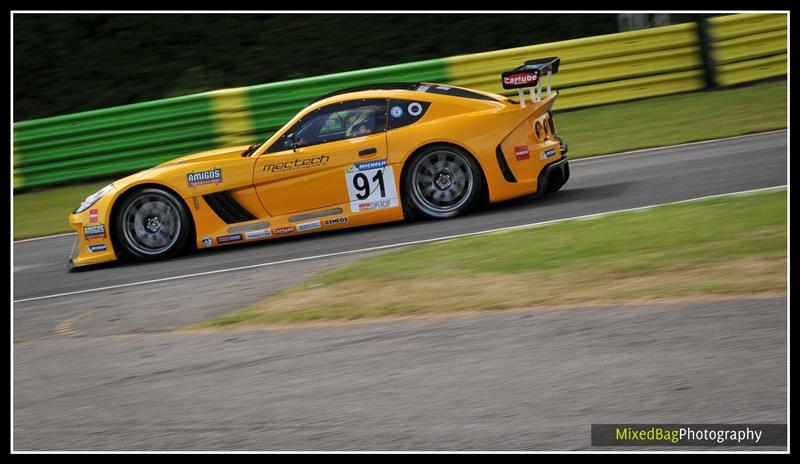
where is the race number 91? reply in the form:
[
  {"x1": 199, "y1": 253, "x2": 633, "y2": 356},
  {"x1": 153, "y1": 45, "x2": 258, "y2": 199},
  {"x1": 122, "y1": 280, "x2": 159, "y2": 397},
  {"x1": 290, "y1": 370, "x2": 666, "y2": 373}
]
[{"x1": 345, "y1": 159, "x2": 399, "y2": 212}]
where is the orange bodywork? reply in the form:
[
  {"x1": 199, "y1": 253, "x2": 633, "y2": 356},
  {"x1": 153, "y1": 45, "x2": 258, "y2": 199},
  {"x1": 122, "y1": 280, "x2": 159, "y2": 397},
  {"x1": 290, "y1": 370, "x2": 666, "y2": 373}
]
[{"x1": 68, "y1": 84, "x2": 567, "y2": 266}]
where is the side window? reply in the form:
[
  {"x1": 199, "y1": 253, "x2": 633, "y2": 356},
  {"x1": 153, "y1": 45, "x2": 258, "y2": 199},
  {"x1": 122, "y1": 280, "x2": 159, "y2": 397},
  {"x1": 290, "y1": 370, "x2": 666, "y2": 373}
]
[
  {"x1": 387, "y1": 99, "x2": 432, "y2": 130},
  {"x1": 268, "y1": 98, "x2": 387, "y2": 153}
]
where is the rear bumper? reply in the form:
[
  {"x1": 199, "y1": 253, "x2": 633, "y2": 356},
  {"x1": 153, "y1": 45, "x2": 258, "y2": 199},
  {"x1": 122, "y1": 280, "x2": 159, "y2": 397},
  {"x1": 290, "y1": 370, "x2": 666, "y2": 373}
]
[{"x1": 536, "y1": 155, "x2": 570, "y2": 196}]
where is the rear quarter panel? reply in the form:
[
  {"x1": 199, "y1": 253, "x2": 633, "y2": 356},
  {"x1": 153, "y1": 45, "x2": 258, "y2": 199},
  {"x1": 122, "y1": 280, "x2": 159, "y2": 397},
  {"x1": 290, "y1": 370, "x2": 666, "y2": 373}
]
[{"x1": 387, "y1": 93, "x2": 560, "y2": 203}]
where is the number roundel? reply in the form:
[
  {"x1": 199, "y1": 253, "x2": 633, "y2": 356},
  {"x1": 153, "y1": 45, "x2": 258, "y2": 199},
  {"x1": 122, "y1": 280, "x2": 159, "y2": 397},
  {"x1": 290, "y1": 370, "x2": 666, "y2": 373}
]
[{"x1": 344, "y1": 159, "x2": 399, "y2": 212}]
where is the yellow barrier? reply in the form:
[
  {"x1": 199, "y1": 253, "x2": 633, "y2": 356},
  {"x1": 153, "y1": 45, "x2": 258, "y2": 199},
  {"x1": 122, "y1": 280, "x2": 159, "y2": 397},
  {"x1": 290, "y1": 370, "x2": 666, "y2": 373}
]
[
  {"x1": 558, "y1": 70, "x2": 705, "y2": 110},
  {"x1": 708, "y1": 13, "x2": 787, "y2": 41},
  {"x1": 716, "y1": 53, "x2": 788, "y2": 86},
  {"x1": 446, "y1": 22, "x2": 701, "y2": 103},
  {"x1": 445, "y1": 13, "x2": 786, "y2": 109},
  {"x1": 713, "y1": 29, "x2": 787, "y2": 64},
  {"x1": 710, "y1": 13, "x2": 787, "y2": 87},
  {"x1": 208, "y1": 88, "x2": 255, "y2": 147}
]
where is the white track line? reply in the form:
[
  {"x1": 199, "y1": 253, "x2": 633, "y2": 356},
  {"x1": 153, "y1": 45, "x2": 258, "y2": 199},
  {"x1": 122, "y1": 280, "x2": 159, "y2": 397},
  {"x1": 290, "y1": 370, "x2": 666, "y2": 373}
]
[
  {"x1": 570, "y1": 129, "x2": 787, "y2": 163},
  {"x1": 12, "y1": 129, "x2": 787, "y2": 245},
  {"x1": 14, "y1": 232, "x2": 76, "y2": 243},
  {"x1": 13, "y1": 185, "x2": 787, "y2": 304}
]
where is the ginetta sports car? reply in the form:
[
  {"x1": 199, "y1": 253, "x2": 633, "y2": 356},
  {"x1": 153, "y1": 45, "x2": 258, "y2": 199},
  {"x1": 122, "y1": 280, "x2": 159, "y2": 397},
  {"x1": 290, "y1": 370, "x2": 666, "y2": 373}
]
[{"x1": 68, "y1": 57, "x2": 569, "y2": 266}]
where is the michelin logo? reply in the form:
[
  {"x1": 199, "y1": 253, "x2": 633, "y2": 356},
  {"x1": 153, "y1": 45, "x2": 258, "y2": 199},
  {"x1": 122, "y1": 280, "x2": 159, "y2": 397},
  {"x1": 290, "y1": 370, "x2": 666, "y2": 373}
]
[{"x1": 346, "y1": 159, "x2": 386, "y2": 173}]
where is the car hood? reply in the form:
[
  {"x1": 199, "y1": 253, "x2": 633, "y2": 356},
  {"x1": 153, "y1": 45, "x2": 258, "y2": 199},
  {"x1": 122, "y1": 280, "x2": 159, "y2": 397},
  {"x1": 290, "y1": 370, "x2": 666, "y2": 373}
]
[
  {"x1": 109, "y1": 144, "x2": 255, "y2": 189},
  {"x1": 156, "y1": 145, "x2": 252, "y2": 167}
]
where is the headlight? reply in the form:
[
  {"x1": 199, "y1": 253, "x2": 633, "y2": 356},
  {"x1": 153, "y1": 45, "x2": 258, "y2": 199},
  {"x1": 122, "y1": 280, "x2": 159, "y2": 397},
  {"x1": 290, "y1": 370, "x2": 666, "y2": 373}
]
[{"x1": 74, "y1": 184, "x2": 114, "y2": 214}]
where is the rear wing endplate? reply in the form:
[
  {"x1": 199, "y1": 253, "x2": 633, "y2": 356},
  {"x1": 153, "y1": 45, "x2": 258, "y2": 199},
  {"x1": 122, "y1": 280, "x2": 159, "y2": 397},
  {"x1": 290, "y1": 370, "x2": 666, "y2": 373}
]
[{"x1": 501, "y1": 57, "x2": 560, "y2": 107}]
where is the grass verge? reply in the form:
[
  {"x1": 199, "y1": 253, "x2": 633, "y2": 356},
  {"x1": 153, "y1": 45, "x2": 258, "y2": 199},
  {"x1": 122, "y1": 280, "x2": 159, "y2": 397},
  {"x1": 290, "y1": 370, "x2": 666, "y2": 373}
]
[
  {"x1": 557, "y1": 79, "x2": 786, "y2": 158},
  {"x1": 13, "y1": 180, "x2": 111, "y2": 240},
  {"x1": 191, "y1": 188, "x2": 787, "y2": 328},
  {"x1": 13, "y1": 80, "x2": 786, "y2": 240}
]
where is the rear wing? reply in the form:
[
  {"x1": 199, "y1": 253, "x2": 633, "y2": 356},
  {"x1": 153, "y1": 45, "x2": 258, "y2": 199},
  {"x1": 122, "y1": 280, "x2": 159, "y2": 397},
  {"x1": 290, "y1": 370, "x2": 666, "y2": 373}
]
[{"x1": 501, "y1": 57, "x2": 560, "y2": 107}]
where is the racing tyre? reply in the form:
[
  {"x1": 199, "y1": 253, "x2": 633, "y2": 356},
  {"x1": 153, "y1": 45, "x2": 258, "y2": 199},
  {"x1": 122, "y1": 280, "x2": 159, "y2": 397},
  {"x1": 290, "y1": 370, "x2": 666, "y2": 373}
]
[
  {"x1": 404, "y1": 145, "x2": 483, "y2": 219},
  {"x1": 115, "y1": 187, "x2": 191, "y2": 260}
]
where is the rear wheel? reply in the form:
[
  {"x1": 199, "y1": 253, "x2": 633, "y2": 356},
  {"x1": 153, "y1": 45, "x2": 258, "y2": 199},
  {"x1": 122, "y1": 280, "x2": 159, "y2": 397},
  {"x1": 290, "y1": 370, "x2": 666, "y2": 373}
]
[
  {"x1": 115, "y1": 187, "x2": 190, "y2": 260},
  {"x1": 404, "y1": 145, "x2": 483, "y2": 219}
]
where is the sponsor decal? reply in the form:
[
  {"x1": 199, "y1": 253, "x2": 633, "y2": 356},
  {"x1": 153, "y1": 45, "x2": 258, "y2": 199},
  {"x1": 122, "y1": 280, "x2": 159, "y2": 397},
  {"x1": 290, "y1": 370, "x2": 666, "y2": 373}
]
[
  {"x1": 192, "y1": 197, "x2": 200, "y2": 209},
  {"x1": 345, "y1": 159, "x2": 387, "y2": 174},
  {"x1": 540, "y1": 148, "x2": 557, "y2": 160},
  {"x1": 88, "y1": 209, "x2": 99, "y2": 223},
  {"x1": 202, "y1": 236, "x2": 213, "y2": 248},
  {"x1": 273, "y1": 226, "x2": 295, "y2": 235},
  {"x1": 390, "y1": 106, "x2": 403, "y2": 118},
  {"x1": 216, "y1": 234, "x2": 243, "y2": 244},
  {"x1": 263, "y1": 155, "x2": 329, "y2": 173},
  {"x1": 358, "y1": 199, "x2": 393, "y2": 212},
  {"x1": 83, "y1": 224, "x2": 106, "y2": 239},
  {"x1": 87, "y1": 243, "x2": 107, "y2": 253},
  {"x1": 187, "y1": 168, "x2": 223, "y2": 187},
  {"x1": 297, "y1": 220, "x2": 321, "y2": 231},
  {"x1": 417, "y1": 85, "x2": 430, "y2": 92},
  {"x1": 324, "y1": 216, "x2": 349, "y2": 226},
  {"x1": 245, "y1": 229, "x2": 272, "y2": 240},
  {"x1": 407, "y1": 102, "x2": 423, "y2": 116},
  {"x1": 435, "y1": 85, "x2": 451, "y2": 90},
  {"x1": 502, "y1": 70, "x2": 540, "y2": 89},
  {"x1": 514, "y1": 145, "x2": 530, "y2": 161},
  {"x1": 346, "y1": 161, "x2": 399, "y2": 213}
]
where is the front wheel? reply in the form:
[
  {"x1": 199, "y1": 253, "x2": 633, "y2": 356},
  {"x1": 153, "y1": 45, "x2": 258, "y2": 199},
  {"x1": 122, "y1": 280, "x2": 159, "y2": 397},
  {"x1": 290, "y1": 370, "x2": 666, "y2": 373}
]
[
  {"x1": 115, "y1": 187, "x2": 191, "y2": 260},
  {"x1": 404, "y1": 145, "x2": 483, "y2": 219}
]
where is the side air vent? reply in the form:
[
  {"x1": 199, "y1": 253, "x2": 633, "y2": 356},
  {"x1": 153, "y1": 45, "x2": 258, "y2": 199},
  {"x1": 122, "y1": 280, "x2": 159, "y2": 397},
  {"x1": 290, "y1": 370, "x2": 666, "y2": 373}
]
[
  {"x1": 203, "y1": 191, "x2": 257, "y2": 224},
  {"x1": 495, "y1": 145, "x2": 518, "y2": 183}
]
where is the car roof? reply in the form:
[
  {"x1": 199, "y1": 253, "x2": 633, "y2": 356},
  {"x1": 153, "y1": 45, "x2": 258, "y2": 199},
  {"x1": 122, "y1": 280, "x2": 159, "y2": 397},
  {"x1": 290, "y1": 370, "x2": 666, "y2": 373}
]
[
  {"x1": 309, "y1": 83, "x2": 420, "y2": 105},
  {"x1": 306, "y1": 82, "x2": 508, "y2": 109}
]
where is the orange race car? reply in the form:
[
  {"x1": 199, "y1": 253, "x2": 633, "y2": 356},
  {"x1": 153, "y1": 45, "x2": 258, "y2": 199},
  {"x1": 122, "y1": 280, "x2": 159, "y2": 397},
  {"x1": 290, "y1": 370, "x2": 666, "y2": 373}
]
[{"x1": 68, "y1": 57, "x2": 569, "y2": 267}]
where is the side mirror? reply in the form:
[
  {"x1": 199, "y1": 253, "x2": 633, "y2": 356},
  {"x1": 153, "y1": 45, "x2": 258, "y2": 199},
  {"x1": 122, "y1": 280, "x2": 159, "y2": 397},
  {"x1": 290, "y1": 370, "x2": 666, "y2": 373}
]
[{"x1": 285, "y1": 133, "x2": 299, "y2": 152}]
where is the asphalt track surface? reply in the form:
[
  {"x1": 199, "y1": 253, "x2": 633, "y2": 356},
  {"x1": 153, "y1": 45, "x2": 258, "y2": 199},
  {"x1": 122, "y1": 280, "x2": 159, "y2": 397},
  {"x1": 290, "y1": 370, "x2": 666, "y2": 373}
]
[
  {"x1": 14, "y1": 298, "x2": 787, "y2": 450},
  {"x1": 13, "y1": 131, "x2": 788, "y2": 450}
]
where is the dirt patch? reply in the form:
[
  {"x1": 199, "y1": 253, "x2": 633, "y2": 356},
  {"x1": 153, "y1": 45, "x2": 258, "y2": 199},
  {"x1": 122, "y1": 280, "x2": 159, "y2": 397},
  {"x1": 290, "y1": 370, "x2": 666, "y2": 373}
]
[{"x1": 193, "y1": 256, "x2": 786, "y2": 328}]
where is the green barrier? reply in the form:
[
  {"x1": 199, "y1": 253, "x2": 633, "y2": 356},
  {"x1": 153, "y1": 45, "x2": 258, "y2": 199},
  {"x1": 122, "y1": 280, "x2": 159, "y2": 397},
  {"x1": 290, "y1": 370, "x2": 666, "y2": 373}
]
[
  {"x1": 13, "y1": 59, "x2": 448, "y2": 189},
  {"x1": 13, "y1": 93, "x2": 218, "y2": 189},
  {"x1": 12, "y1": 13, "x2": 787, "y2": 190}
]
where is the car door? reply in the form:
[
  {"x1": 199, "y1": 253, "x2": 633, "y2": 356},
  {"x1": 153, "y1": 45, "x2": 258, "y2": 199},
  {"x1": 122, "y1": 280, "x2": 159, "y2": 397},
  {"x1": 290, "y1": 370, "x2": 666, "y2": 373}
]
[{"x1": 253, "y1": 98, "x2": 389, "y2": 217}]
